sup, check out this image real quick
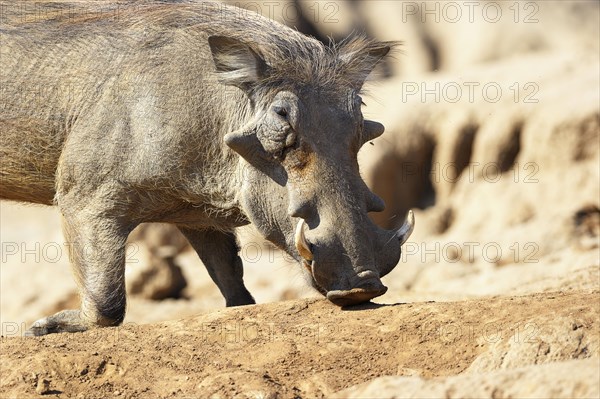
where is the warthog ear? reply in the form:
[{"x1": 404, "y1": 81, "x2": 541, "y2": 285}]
[
  {"x1": 338, "y1": 38, "x2": 399, "y2": 88},
  {"x1": 361, "y1": 120, "x2": 385, "y2": 145},
  {"x1": 208, "y1": 35, "x2": 268, "y2": 91}
]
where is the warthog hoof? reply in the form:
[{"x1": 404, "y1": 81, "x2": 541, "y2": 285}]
[{"x1": 25, "y1": 310, "x2": 91, "y2": 337}]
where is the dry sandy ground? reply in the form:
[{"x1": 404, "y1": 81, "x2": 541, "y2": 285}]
[
  {"x1": 1, "y1": 197, "x2": 597, "y2": 398},
  {"x1": 1, "y1": 291, "x2": 598, "y2": 398}
]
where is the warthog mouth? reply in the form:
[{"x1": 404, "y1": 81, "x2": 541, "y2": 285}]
[{"x1": 299, "y1": 259, "x2": 324, "y2": 293}]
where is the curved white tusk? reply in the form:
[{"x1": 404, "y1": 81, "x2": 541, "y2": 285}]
[
  {"x1": 396, "y1": 210, "x2": 415, "y2": 245},
  {"x1": 294, "y1": 219, "x2": 314, "y2": 262}
]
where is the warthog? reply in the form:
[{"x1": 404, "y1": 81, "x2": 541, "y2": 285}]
[{"x1": 0, "y1": 1, "x2": 414, "y2": 336}]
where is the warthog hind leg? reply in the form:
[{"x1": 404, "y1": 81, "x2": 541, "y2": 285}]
[{"x1": 178, "y1": 227, "x2": 255, "y2": 307}]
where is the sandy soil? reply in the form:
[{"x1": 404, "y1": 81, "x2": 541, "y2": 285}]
[{"x1": 1, "y1": 291, "x2": 598, "y2": 398}]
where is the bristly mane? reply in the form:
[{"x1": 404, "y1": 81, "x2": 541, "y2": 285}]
[
  {"x1": 137, "y1": 2, "x2": 400, "y2": 92},
  {"x1": 255, "y1": 34, "x2": 399, "y2": 92}
]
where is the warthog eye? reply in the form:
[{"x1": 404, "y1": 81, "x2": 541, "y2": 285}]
[{"x1": 273, "y1": 105, "x2": 288, "y2": 119}]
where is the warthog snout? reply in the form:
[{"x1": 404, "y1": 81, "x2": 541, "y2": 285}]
[{"x1": 294, "y1": 211, "x2": 415, "y2": 306}]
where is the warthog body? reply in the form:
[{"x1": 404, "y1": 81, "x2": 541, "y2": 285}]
[{"x1": 0, "y1": 1, "x2": 413, "y2": 335}]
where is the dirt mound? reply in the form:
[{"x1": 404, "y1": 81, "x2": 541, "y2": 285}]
[
  {"x1": 362, "y1": 51, "x2": 599, "y2": 231},
  {"x1": 333, "y1": 358, "x2": 600, "y2": 399},
  {"x1": 1, "y1": 291, "x2": 598, "y2": 398}
]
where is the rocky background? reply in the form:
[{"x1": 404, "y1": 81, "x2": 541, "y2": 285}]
[{"x1": 1, "y1": 1, "x2": 598, "y2": 397}]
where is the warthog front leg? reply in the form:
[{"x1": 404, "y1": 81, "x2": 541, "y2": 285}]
[
  {"x1": 26, "y1": 210, "x2": 131, "y2": 336},
  {"x1": 178, "y1": 228, "x2": 255, "y2": 307}
]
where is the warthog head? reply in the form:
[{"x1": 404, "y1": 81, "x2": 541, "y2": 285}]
[{"x1": 209, "y1": 34, "x2": 414, "y2": 306}]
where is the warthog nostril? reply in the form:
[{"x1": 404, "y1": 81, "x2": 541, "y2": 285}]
[{"x1": 354, "y1": 275, "x2": 386, "y2": 293}]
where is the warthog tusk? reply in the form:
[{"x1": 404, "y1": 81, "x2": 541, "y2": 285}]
[
  {"x1": 294, "y1": 219, "x2": 314, "y2": 262},
  {"x1": 396, "y1": 210, "x2": 415, "y2": 245}
]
